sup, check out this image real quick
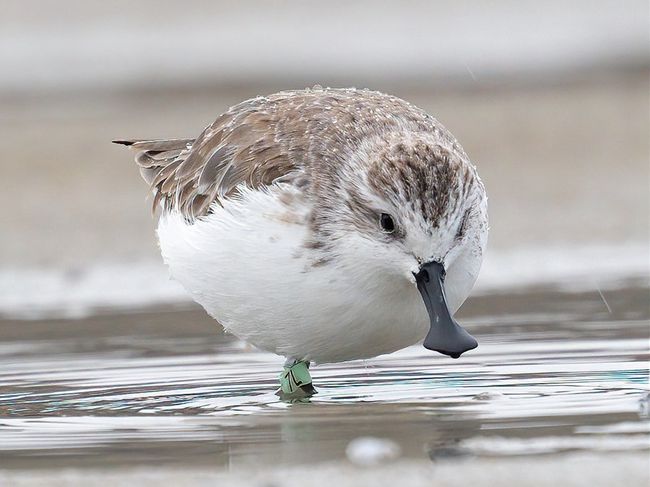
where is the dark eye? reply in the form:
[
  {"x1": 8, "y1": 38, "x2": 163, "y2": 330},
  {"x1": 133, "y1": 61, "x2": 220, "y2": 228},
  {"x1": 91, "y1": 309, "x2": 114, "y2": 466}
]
[{"x1": 380, "y1": 213, "x2": 396, "y2": 233}]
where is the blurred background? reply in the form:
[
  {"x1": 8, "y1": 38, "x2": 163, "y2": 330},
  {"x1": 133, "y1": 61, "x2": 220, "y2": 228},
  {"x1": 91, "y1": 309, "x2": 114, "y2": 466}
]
[
  {"x1": 1, "y1": 2, "x2": 649, "y2": 483},
  {"x1": 1, "y1": 0, "x2": 648, "y2": 318}
]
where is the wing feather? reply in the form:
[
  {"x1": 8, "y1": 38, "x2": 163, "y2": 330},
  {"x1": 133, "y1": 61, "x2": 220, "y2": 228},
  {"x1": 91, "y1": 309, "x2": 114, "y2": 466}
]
[
  {"x1": 114, "y1": 97, "x2": 303, "y2": 219},
  {"x1": 115, "y1": 88, "x2": 443, "y2": 220}
]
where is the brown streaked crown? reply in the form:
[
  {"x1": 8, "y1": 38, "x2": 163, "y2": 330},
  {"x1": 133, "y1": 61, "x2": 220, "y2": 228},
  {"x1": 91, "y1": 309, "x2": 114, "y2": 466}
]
[{"x1": 366, "y1": 139, "x2": 476, "y2": 228}]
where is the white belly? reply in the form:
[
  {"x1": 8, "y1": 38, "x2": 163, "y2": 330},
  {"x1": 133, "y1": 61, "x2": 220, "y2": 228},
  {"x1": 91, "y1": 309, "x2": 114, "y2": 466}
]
[{"x1": 156, "y1": 187, "x2": 430, "y2": 363}]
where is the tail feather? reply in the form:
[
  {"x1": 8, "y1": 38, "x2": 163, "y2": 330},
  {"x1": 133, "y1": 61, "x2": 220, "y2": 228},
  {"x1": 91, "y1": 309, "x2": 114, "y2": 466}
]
[
  {"x1": 112, "y1": 138, "x2": 193, "y2": 151},
  {"x1": 113, "y1": 138, "x2": 195, "y2": 211}
]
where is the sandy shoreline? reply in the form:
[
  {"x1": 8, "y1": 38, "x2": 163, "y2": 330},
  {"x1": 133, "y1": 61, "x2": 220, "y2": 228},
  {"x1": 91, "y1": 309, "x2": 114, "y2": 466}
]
[
  {"x1": 2, "y1": 70, "x2": 648, "y2": 323},
  {"x1": 2, "y1": 71, "x2": 648, "y2": 268}
]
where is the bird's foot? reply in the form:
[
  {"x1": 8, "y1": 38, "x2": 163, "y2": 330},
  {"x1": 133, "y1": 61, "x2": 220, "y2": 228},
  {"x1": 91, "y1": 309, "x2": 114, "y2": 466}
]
[{"x1": 276, "y1": 359, "x2": 316, "y2": 401}]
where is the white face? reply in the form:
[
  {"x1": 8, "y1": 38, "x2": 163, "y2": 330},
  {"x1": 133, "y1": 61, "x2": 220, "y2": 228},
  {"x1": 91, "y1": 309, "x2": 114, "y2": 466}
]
[{"x1": 330, "y1": 168, "x2": 488, "y2": 314}]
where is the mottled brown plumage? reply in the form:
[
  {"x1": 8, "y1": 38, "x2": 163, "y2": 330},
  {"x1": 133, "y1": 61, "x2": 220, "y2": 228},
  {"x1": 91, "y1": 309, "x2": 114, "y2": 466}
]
[
  {"x1": 115, "y1": 87, "x2": 489, "y2": 367},
  {"x1": 114, "y1": 87, "x2": 473, "y2": 224}
]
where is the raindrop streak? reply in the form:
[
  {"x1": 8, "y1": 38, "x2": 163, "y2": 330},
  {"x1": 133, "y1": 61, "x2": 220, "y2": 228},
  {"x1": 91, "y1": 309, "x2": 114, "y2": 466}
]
[
  {"x1": 594, "y1": 278, "x2": 613, "y2": 313},
  {"x1": 462, "y1": 61, "x2": 477, "y2": 82}
]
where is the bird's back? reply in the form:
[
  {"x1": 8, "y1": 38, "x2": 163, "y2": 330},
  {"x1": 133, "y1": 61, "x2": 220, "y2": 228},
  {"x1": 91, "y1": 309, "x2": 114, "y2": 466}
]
[{"x1": 115, "y1": 87, "x2": 454, "y2": 220}]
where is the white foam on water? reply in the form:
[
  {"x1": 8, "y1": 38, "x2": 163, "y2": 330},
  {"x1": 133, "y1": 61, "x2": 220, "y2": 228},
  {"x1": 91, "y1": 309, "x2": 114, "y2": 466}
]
[
  {"x1": 0, "y1": 262, "x2": 188, "y2": 320},
  {"x1": 1, "y1": 243, "x2": 648, "y2": 320},
  {"x1": 462, "y1": 435, "x2": 650, "y2": 455},
  {"x1": 475, "y1": 242, "x2": 650, "y2": 293}
]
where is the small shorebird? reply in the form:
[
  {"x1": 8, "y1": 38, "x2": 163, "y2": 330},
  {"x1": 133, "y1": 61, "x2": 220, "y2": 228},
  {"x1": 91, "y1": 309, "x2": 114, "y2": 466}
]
[{"x1": 115, "y1": 87, "x2": 488, "y2": 398}]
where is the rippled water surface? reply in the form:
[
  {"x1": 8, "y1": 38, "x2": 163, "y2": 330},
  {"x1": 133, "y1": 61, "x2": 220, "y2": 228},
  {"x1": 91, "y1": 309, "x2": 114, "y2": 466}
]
[{"x1": 0, "y1": 284, "x2": 648, "y2": 469}]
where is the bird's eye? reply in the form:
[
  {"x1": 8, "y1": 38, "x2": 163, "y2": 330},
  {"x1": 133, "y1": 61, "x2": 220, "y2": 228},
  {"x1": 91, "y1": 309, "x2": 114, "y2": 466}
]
[{"x1": 380, "y1": 213, "x2": 396, "y2": 233}]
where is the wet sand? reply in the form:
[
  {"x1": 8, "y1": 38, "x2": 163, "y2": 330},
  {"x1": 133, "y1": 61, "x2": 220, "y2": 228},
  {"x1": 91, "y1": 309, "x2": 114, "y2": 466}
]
[{"x1": 1, "y1": 282, "x2": 648, "y2": 485}]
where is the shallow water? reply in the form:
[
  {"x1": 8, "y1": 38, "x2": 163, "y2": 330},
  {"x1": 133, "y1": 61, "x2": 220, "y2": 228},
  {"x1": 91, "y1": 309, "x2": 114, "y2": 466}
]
[{"x1": 0, "y1": 283, "x2": 648, "y2": 470}]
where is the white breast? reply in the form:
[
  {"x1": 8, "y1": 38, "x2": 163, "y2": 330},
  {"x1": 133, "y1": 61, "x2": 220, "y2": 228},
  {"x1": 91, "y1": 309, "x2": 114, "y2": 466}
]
[{"x1": 156, "y1": 186, "x2": 430, "y2": 363}]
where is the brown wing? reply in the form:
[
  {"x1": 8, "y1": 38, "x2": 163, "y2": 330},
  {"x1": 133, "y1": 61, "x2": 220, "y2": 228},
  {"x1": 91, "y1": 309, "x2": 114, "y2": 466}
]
[
  {"x1": 115, "y1": 88, "x2": 443, "y2": 220},
  {"x1": 114, "y1": 97, "x2": 302, "y2": 219}
]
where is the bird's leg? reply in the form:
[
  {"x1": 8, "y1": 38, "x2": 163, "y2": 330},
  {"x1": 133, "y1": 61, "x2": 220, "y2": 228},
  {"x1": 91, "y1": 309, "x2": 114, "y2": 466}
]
[{"x1": 276, "y1": 358, "x2": 316, "y2": 399}]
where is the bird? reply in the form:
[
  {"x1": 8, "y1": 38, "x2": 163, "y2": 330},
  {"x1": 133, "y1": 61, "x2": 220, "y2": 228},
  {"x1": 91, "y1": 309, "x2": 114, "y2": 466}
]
[{"x1": 114, "y1": 87, "x2": 488, "y2": 398}]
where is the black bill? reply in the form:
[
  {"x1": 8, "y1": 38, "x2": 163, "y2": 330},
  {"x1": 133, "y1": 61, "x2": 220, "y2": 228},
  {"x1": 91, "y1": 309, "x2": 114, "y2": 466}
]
[{"x1": 414, "y1": 261, "x2": 478, "y2": 358}]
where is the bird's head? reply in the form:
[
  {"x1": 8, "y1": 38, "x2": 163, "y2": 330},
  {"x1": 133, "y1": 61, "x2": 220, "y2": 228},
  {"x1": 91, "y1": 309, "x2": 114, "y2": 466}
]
[{"x1": 311, "y1": 131, "x2": 488, "y2": 358}]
